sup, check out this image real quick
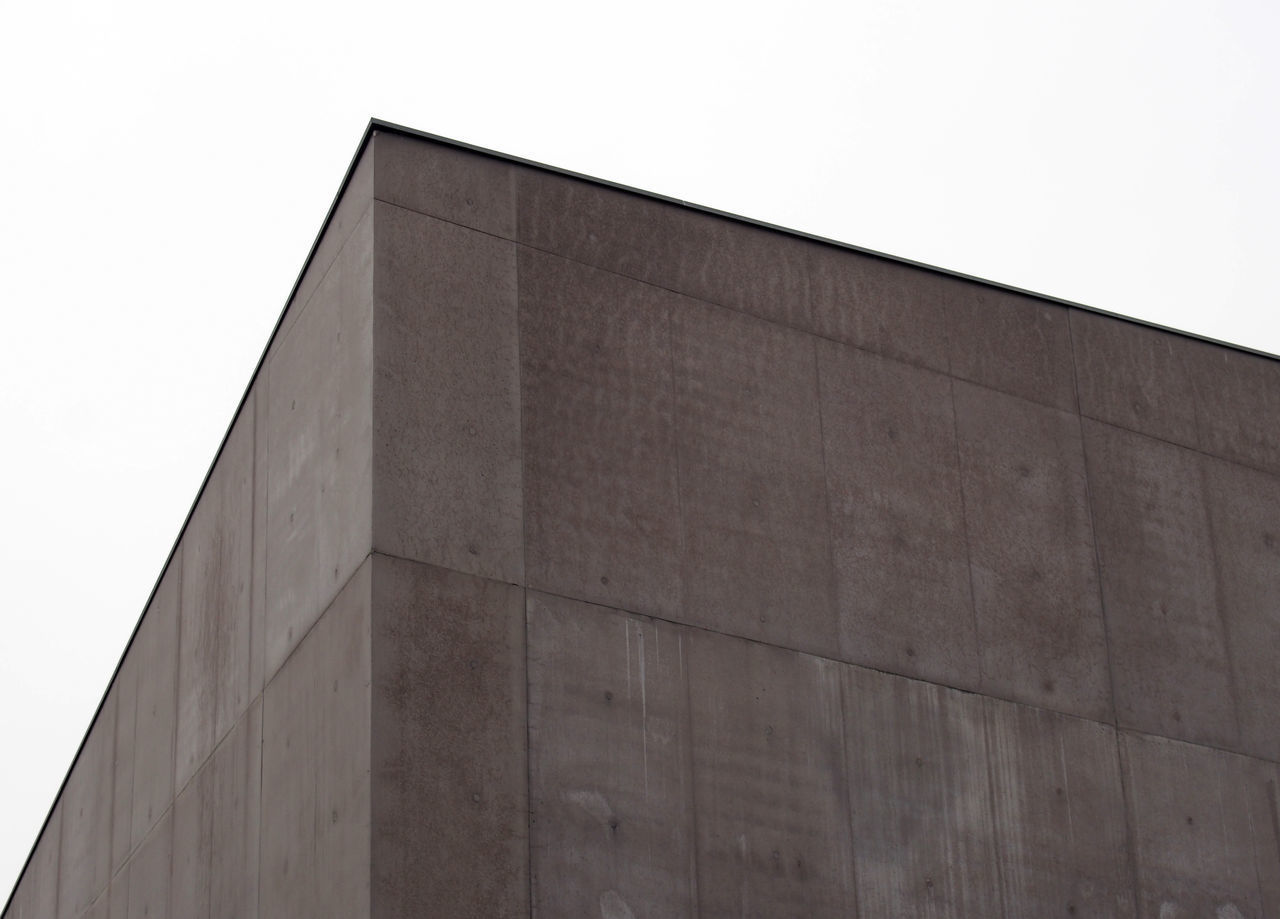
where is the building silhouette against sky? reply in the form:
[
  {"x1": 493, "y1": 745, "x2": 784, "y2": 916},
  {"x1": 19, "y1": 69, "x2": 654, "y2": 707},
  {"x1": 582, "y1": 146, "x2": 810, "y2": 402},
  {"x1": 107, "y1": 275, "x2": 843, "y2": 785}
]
[{"x1": 6, "y1": 120, "x2": 1280, "y2": 918}]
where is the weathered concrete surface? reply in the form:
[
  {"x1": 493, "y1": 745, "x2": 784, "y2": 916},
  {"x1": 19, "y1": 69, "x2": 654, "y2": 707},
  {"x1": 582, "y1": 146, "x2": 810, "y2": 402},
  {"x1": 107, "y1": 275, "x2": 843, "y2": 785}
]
[
  {"x1": 1187, "y1": 334, "x2": 1280, "y2": 476},
  {"x1": 373, "y1": 130, "x2": 516, "y2": 238},
  {"x1": 260, "y1": 560, "x2": 371, "y2": 919},
  {"x1": 947, "y1": 283, "x2": 1078, "y2": 413},
  {"x1": 526, "y1": 593, "x2": 696, "y2": 919},
  {"x1": 371, "y1": 555, "x2": 526, "y2": 919},
  {"x1": 672, "y1": 300, "x2": 838, "y2": 656},
  {"x1": 689, "y1": 631, "x2": 855, "y2": 918},
  {"x1": 1070, "y1": 309, "x2": 1200, "y2": 448},
  {"x1": 1121, "y1": 732, "x2": 1280, "y2": 918},
  {"x1": 177, "y1": 403, "x2": 254, "y2": 792},
  {"x1": 249, "y1": 385, "x2": 268, "y2": 706},
  {"x1": 57, "y1": 694, "x2": 115, "y2": 919},
  {"x1": 520, "y1": 249, "x2": 683, "y2": 618},
  {"x1": 807, "y1": 242, "x2": 951, "y2": 373},
  {"x1": 126, "y1": 811, "x2": 171, "y2": 919},
  {"x1": 130, "y1": 558, "x2": 179, "y2": 851},
  {"x1": 108, "y1": 672, "x2": 136, "y2": 879},
  {"x1": 5, "y1": 804, "x2": 59, "y2": 919},
  {"x1": 265, "y1": 207, "x2": 373, "y2": 677},
  {"x1": 985, "y1": 698, "x2": 1135, "y2": 916},
  {"x1": 170, "y1": 699, "x2": 262, "y2": 919},
  {"x1": 518, "y1": 168, "x2": 812, "y2": 330},
  {"x1": 265, "y1": 146, "x2": 373, "y2": 369},
  {"x1": 208, "y1": 700, "x2": 262, "y2": 919},
  {"x1": 955, "y1": 382, "x2": 1110, "y2": 721},
  {"x1": 372, "y1": 202, "x2": 523, "y2": 584},
  {"x1": 1084, "y1": 419, "x2": 1239, "y2": 749},
  {"x1": 818, "y1": 338, "x2": 978, "y2": 690},
  {"x1": 171, "y1": 748, "x2": 213, "y2": 919},
  {"x1": 108, "y1": 875, "x2": 126, "y2": 919},
  {"x1": 843, "y1": 665, "x2": 1000, "y2": 918},
  {"x1": 1205, "y1": 457, "x2": 1280, "y2": 762}
]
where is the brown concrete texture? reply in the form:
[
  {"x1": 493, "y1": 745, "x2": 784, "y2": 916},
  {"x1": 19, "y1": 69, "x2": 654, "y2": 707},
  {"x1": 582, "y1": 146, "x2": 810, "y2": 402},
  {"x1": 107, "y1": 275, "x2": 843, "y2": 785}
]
[
  {"x1": 370, "y1": 555, "x2": 527, "y2": 919},
  {"x1": 372, "y1": 202, "x2": 523, "y2": 584}
]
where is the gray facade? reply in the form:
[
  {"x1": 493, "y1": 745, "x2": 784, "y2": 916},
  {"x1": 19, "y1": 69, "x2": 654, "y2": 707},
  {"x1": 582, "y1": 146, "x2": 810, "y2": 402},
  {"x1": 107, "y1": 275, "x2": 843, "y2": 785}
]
[{"x1": 6, "y1": 121, "x2": 1280, "y2": 918}]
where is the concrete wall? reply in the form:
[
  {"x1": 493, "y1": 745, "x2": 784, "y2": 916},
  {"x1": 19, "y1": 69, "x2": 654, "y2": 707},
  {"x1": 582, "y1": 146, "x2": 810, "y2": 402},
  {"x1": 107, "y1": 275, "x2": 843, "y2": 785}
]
[
  {"x1": 7, "y1": 124, "x2": 1280, "y2": 919},
  {"x1": 2, "y1": 137, "x2": 376, "y2": 919}
]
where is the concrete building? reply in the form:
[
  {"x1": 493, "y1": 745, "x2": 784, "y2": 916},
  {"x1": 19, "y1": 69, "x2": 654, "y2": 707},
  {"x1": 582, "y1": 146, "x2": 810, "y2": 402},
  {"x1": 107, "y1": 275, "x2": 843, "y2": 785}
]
[{"x1": 5, "y1": 119, "x2": 1280, "y2": 918}]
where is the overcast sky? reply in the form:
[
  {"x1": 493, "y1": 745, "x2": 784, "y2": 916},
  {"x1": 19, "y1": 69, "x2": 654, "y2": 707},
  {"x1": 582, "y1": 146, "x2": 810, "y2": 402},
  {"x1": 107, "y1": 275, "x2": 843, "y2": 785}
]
[{"x1": 2, "y1": 0, "x2": 1277, "y2": 899}]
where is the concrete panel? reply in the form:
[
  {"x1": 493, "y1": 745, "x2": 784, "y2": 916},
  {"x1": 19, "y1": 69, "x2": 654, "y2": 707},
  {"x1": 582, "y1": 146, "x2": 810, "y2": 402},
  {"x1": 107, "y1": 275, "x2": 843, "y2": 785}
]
[
  {"x1": 177, "y1": 403, "x2": 254, "y2": 791},
  {"x1": 955, "y1": 383, "x2": 1111, "y2": 720},
  {"x1": 372, "y1": 131, "x2": 516, "y2": 238},
  {"x1": 7, "y1": 803, "x2": 60, "y2": 919},
  {"x1": 266, "y1": 147, "x2": 373, "y2": 368},
  {"x1": 673, "y1": 301, "x2": 837, "y2": 655},
  {"x1": 1084, "y1": 420, "x2": 1238, "y2": 748},
  {"x1": 1188, "y1": 337, "x2": 1280, "y2": 475},
  {"x1": 107, "y1": 877, "x2": 126, "y2": 919},
  {"x1": 249, "y1": 384, "x2": 267, "y2": 707},
  {"x1": 526, "y1": 593, "x2": 695, "y2": 919},
  {"x1": 209, "y1": 700, "x2": 261, "y2": 919},
  {"x1": 79, "y1": 892, "x2": 108, "y2": 919},
  {"x1": 946, "y1": 282, "x2": 1077, "y2": 412},
  {"x1": 1204, "y1": 458, "x2": 1280, "y2": 761},
  {"x1": 168, "y1": 703, "x2": 260, "y2": 919},
  {"x1": 260, "y1": 559, "x2": 370, "y2": 919},
  {"x1": 110, "y1": 658, "x2": 137, "y2": 875},
  {"x1": 807, "y1": 244, "x2": 951, "y2": 372},
  {"x1": 372, "y1": 202, "x2": 522, "y2": 584},
  {"x1": 519, "y1": 249, "x2": 682, "y2": 617},
  {"x1": 985, "y1": 698, "x2": 1135, "y2": 916},
  {"x1": 170, "y1": 757, "x2": 212, "y2": 919},
  {"x1": 370, "y1": 555, "x2": 526, "y2": 919},
  {"x1": 126, "y1": 812, "x2": 170, "y2": 919},
  {"x1": 686, "y1": 631, "x2": 855, "y2": 918},
  {"x1": 518, "y1": 169, "x2": 812, "y2": 330},
  {"x1": 842, "y1": 665, "x2": 1000, "y2": 917},
  {"x1": 817, "y1": 339, "x2": 978, "y2": 689},
  {"x1": 1249, "y1": 759, "x2": 1280, "y2": 917},
  {"x1": 58, "y1": 694, "x2": 116, "y2": 918},
  {"x1": 1070, "y1": 309, "x2": 1199, "y2": 448},
  {"x1": 130, "y1": 556, "x2": 179, "y2": 849},
  {"x1": 265, "y1": 208, "x2": 373, "y2": 677},
  {"x1": 1121, "y1": 732, "x2": 1279, "y2": 918}
]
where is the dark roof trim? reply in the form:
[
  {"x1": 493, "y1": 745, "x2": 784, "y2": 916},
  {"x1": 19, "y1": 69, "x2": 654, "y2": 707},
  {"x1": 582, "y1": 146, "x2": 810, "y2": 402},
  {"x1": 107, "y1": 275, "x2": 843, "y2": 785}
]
[{"x1": 6, "y1": 113, "x2": 1275, "y2": 913}]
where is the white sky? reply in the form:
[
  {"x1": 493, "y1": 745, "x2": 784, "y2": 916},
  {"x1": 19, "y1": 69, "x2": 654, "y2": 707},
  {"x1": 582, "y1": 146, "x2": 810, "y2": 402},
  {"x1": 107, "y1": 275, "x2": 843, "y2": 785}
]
[{"x1": 1, "y1": 0, "x2": 1277, "y2": 899}]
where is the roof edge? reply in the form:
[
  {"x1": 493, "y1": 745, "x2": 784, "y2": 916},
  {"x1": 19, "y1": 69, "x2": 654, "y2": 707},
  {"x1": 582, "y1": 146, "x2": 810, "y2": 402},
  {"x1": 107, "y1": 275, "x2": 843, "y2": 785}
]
[{"x1": 371, "y1": 117, "x2": 1279, "y2": 363}]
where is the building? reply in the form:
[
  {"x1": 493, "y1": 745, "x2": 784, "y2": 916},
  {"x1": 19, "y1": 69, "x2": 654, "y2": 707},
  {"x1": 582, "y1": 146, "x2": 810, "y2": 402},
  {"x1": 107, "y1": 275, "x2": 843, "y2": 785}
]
[{"x1": 5, "y1": 119, "x2": 1280, "y2": 918}]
